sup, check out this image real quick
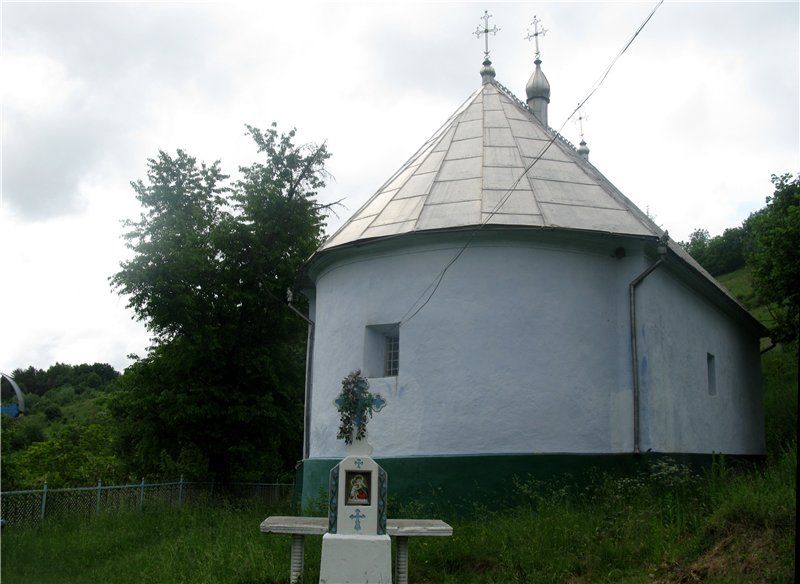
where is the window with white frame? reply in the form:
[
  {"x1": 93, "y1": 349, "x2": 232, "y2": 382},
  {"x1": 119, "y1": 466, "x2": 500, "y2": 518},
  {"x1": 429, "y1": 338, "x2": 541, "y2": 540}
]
[{"x1": 384, "y1": 333, "x2": 399, "y2": 377}]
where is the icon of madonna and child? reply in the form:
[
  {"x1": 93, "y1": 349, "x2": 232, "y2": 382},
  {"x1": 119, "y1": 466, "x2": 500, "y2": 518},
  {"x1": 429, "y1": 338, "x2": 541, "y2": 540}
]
[{"x1": 345, "y1": 471, "x2": 371, "y2": 506}]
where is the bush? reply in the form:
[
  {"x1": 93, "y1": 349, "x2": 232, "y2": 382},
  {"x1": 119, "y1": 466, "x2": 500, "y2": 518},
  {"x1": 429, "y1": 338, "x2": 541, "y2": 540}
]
[{"x1": 43, "y1": 405, "x2": 63, "y2": 422}]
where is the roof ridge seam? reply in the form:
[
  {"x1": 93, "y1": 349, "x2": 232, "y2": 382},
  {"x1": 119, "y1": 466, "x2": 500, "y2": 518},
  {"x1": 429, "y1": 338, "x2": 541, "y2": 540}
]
[
  {"x1": 498, "y1": 89, "x2": 552, "y2": 226},
  {"x1": 414, "y1": 99, "x2": 478, "y2": 229}
]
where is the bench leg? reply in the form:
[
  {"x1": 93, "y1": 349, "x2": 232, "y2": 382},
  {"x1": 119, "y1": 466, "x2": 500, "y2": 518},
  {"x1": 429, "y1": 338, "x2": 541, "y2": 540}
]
[
  {"x1": 290, "y1": 534, "x2": 305, "y2": 583},
  {"x1": 395, "y1": 536, "x2": 409, "y2": 584}
]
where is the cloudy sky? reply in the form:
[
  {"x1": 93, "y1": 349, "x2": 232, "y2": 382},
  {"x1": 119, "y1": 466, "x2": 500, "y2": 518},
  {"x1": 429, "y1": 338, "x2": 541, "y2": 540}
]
[{"x1": 2, "y1": 1, "x2": 797, "y2": 373}]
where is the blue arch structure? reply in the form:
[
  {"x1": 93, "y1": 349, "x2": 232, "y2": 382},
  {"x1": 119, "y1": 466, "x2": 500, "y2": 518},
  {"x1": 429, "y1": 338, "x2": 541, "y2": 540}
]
[{"x1": 1, "y1": 372, "x2": 26, "y2": 417}]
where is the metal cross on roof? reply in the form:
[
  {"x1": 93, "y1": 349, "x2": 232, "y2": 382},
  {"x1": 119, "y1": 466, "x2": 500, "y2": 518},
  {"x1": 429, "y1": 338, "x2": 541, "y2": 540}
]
[
  {"x1": 474, "y1": 10, "x2": 500, "y2": 59},
  {"x1": 524, "y1": 15, "x2": 547, "y2": 60},
  {"x1": 576, "y1": 108, "x2": 589, "y2": 139}
]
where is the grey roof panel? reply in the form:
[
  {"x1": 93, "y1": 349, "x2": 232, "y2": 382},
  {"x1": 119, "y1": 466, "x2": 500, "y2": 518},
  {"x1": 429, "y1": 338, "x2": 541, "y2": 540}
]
[
  {"x1": 483, "y1": 109, "x2": 510, "y2": 128},
  {"x1": 530, "y1": 179, "x2": 623, "y2": 209},
  {"x1": 526, "y1": 160, "x2": 599, "y2": 184},
  {"x1": 453, "y1": 119, "x2": 483, "y2": 141},
  {"x1": 516, "y1": 137, "x2": 573, "y2": 162},
  {"x1": 438, "y1": 157, "x2": 482, "y2": 181},
  {"x1": 361, "y1": 220, "x2": 418, "y2": 239},
  {"x1": 483, "y1": 212, "x2": 545, "y2": 226},
  {"x1": 485, "y1": 127, "x2": 517, "y2": 147},
  {"x1": 483, "y1": 92, "x2": 503, "y2": 111},
  {"x1": 446, "y1": 137, "x2": 483, "y2": 160},
  {"x1": 417, "y1": 200, "x2": 481, "y2": 230},
  {"x1": 372, "y1": 196, "x2": 426, "y2": 226},
  {"x1": 396, "y1": 172, "x2": 436, "y2": 199},
  {"x1": 427, "y1": 178, "x2": 483, "y2": 204},
  {"x1": 485, "y1": 146, "x2": 524, "y2": 167},
  {"x1": 418, "y1": 150, "x2": 447, "y2": 174},
  {"x1": 509, "y1": 118, "x2": 553, "y2": 141},
  {"x1": 540, "y1": 203, "x2": 652, "y2": 235},
  {"x1": 484, "y1": 166, "x2": 533, "y2": 191},
  {"x1": 360, "y1": 189, "x2": 398, "y2": 217},
  {"x1": 460, "y1": 102, "x2": 483, "y2": 122},
  {"x1": 429, "y1": 178, "x2": 483, "y2": 203},
  {"x1": 483, "y1": 189, "x2": 540, "y2": 215}
]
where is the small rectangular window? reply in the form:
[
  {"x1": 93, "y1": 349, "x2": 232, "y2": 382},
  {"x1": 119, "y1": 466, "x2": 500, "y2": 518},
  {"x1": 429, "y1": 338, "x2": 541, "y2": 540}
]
[
  {"x1": 707, "y1": 353, "x2": 716, "y2": 396},
  {"x1": 364, "y1": 323, "x2": 400, "y2": 378},
  {"x1": 384, "y1": 334, "x2": 399, "y2": 377}
]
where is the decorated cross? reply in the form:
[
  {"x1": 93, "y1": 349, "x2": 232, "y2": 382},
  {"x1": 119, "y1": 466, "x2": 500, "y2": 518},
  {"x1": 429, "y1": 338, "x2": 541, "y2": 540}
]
[
  {"x1": 334, "y1": 370, "x2": 387, "y2": 445},
  {"x1": 473, "y1": 10, "x2": 500, "y2": 59},
  {"x1": 524, "y1": 15, "x2": 547, "y2": 60},
  {"x1": 349, "y1": 508, "x2": 365, "y2": 532}
]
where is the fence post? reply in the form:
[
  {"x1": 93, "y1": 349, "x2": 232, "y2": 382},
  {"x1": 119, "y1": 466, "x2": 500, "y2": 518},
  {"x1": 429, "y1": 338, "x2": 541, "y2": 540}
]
[
  {"x1": 178, "y1": 475, "x2": 184, "y2": 506},
  {"x1": 40, "y1": 481, "x2": 48, "y2": 520},
  {"x1": 139, "y1": 477, "x2": 145, "y2": 509},
  {"x1": 96, "y1": 480, "x2": 102, "y2": 515}
]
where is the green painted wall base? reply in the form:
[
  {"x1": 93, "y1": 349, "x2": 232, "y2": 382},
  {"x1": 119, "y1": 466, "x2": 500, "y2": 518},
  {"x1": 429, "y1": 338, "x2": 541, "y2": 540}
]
[{"x1": 297, "y1": 453, "x2": 762, "y2": 515}]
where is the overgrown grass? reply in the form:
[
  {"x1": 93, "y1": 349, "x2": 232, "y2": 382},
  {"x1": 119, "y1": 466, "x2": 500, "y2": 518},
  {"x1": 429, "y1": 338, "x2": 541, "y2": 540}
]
[
  {"x1": 2, "y1": 501, "x2": 299, "y2": 584},
  {"x1": 2, "y1": 447, "x2": 794, "y2": 583}
]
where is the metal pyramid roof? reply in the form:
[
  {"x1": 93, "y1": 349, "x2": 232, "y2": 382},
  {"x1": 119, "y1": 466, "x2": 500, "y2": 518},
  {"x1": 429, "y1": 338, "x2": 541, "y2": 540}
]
[{"x1": 321, "y1": 80, "x2": 658, "y2": 251}]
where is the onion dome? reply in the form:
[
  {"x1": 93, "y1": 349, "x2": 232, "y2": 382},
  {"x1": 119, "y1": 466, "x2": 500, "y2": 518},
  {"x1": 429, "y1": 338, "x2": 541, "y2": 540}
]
[
  {"x1": 526, "y1": 58, "x2": 550, "y2": 102},
  {"x1": 480, "y1": 58, "x2": 496, "y2": 84},
  {"x1": 577, "y1": 139, "x2": 590, "y2": 160}
]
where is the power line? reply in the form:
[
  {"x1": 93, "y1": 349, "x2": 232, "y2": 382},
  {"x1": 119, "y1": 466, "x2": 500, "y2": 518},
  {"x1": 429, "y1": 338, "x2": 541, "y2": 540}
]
[{"x1": 399, "y1": 0, "x2": 664, "y2": 327}]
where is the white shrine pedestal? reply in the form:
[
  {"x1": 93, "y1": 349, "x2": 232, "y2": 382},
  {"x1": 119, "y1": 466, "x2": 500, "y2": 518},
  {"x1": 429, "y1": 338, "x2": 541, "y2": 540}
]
[{"x1": 319, "y1": 438, "x2": 391, "y2": 583}]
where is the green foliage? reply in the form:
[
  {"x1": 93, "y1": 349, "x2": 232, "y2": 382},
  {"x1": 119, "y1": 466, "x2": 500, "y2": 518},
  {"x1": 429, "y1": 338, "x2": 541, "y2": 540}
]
[
  {"x1": 744, "y1": 173, "x2": 800, "y2": 345},
  {"x1": 11, "y1": 424, "x2": 124, "y2": 488},
  {"x1": 681, "y1": 225, "x2": 748, "y2": 276},
  {"x1": 334, "y1": 370, "x2": 383, "y2": 444},
  {"x1": 43, "y1": 404, "x2": 63, "y2": 422},
  {"x1": 3, "y1": 363, "x2": 119, "y2": 398},
  {"x1": 761, "y1": 343, "x2": 798, "y2": 456},
  {"x1": 109, "y1": 124, "x2": 333, "y2": 482}
]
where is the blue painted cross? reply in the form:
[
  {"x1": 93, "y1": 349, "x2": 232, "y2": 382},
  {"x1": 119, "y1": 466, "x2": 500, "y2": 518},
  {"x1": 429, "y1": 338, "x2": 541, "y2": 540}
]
[{"x1": 349, "y1": 508, "x2": 365, "y2": 532}]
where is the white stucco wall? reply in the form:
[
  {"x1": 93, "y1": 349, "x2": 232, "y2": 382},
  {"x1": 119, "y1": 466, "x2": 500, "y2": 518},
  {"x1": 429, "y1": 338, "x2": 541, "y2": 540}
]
[
  {"x1": 637, "y1": 268, "x2": 764, "y2": 454},
  {"x1": 306, "y1": 233, "x2": 764, "y2": 459}
]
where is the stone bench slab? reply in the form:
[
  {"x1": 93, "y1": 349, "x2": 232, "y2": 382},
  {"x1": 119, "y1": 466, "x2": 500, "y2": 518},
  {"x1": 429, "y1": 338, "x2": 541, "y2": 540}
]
[{"x1": 261, "y1": 516, "x2": 452, "y2": 537}]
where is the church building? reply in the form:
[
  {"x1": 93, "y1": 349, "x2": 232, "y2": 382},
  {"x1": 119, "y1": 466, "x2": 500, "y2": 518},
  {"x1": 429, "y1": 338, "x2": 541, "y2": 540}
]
[{"x1": 296, "y1": 24, "x2": 766, "y2": 508}]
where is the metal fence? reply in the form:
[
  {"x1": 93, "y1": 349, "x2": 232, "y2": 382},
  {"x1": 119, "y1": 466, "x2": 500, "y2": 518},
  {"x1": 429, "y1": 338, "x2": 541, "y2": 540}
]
[{"x1": 0, "y1": 478, "x2": 294, "y2": 528}]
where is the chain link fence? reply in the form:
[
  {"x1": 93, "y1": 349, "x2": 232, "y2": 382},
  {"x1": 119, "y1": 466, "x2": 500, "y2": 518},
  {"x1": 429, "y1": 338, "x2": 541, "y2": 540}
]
[{"x1": 0, "y1": 479, "x2": 294, "y2": 528}]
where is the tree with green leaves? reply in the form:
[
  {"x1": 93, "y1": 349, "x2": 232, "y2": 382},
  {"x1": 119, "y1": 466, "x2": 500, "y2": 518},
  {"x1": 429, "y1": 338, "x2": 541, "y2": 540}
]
[
  {"x1": 110, "y1": 124, "x2": 333, "y2": 482},
  {"x1": 745, "y1": 173, "x2": 800, "y2": 348}
]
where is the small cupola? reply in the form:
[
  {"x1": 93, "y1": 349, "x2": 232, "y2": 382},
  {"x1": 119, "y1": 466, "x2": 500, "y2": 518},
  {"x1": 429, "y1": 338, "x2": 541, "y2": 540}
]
[
  {"x1": 526, "y1": 59, "x2": 551, "y2": 125},
  {"x1": 524, "y1": 16, "x2": 550, "y2": 126},
  {"x1": 480, "y1": 58, "x2": 496, "y2": 84},
  {"x1": 577, "y1": 139, "x2": 590, "y2": 161}
]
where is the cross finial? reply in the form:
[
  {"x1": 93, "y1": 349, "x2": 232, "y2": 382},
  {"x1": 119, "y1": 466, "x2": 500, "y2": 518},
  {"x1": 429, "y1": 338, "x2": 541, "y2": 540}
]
[
  {"x1": 575, "y1": 108, "x2": 589, "y2": 140},
  {"x1": 474, "y1": 10, "x2": 500, "y2": 60},
  {"x1": 524, "y1": 15, "x2": 547, "y2": 60}
]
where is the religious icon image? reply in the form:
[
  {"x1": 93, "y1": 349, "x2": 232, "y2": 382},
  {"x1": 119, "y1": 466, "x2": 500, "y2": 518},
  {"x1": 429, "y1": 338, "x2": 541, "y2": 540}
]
[{"x1": 345, "y1": 470, "x2": 371, "y2": 506}]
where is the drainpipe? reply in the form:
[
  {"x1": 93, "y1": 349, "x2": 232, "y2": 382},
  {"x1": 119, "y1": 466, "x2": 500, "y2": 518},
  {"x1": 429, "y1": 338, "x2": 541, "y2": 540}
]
[
  {"x1": 629, "y1": 234, "x2": 669, "y2": 455},
  {"x1": 287, "y1": 289, "x2": 315, "y2": 460},
  {"x1": 302, "y1": 322, "x2": 315, "y2": 459}
]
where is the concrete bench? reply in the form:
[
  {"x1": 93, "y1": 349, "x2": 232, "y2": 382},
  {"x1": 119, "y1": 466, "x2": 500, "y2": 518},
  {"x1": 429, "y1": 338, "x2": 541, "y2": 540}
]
[{"x1": 261, "y1": 515, "x2": 452, "y2": 583}]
